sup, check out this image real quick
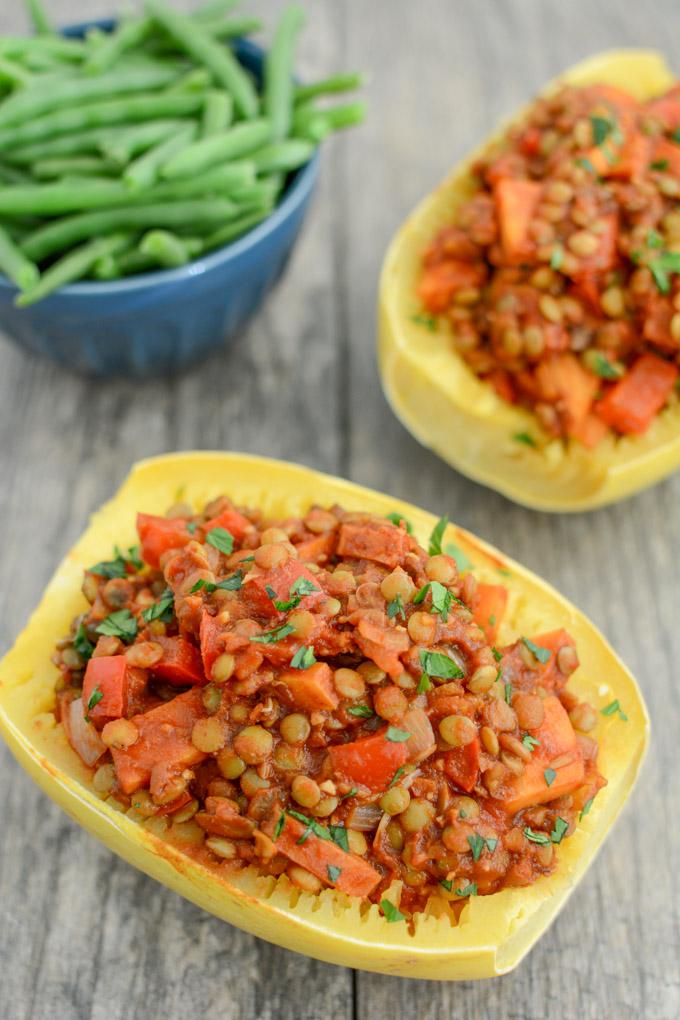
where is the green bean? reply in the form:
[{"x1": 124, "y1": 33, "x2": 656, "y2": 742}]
[
  {"x1": 0, "y1": 56, "x2": 32, "y2": 88},
  {"x1": 0, "y1": 179, "x2": 130, "y2": 216},
  {"x1": 25, "y1": 0, "x2": 53, "y2": 36},
  {"x1": 0, "y1": 161, "x2": 32, "y2": 184},
  {"x1": 116, "y1": 248, "x2": 159, "y2": 275},
  {"x1": 264, "y1": 5, "x2": 305, "y2": 142},
  {"x1": 149, "y1": 160, "x2": 255, "y2": 200},
  {"x1": 145, "y1": 0, "x2": 258, "y2": 119},
  {"x1": 251, "y1": 139, "x2": 314, "y2": 175},
  {"x1": 139, "y1": 229, "x2": 203, "y2": 267},
  {"x1": 227, "y1": 179, "x2": 280, "y2": 207},
  {"x1": 31, "y1": 156, "x2": 121, "y2": 179},
  {"x1": 0, "y1": 91, "x2": 204, "y2": 152},
  {"x1": 202, "y1": 206, "x2": 270, "y2": 252},
  {"x1": 293, "y1": 100, "x2": 366, "y2": 143},
  {"x1": 294, "y1": 72, "x2": 364, "y2": 104},
  {"x1": 0, "y1": 36, "x2": 85, "y2": 63},
  {"x1": 22, "y1": 199, "x2": 240, "y2": 262},
  {"x1": 91, "y1": 253, "x2": 121, "y2": 280},
  {"x1": 0, "y1": 223, "x2": 39, "y2": 289},
  {"x1": 16, "y1": 233, "x2": 130, "y2": 306},
  {"x1": 83, "y1": 18, "x2": 152, "y2": 76},
  {"x1": 193, "y1": 0, "x2": 242, "y2": 20},
  {"x1": 0, "y1": 63, "x2": 181, "y2": 129},
  {"x1": 161, "y1": 118, "x2": 271, "y2": 180},
  {"x1": 99, "y1": 120, "x2": 186, "y2": 165},
  {"x1": 124, "y1": 122, "x2": 197, "y2": 191},
  {"x1": 201, "y1": 16, "x2": 264, "y2": 39},
  {"x1": 166, "y1": 68, "x2": 212, "y2": 93},
  {"x1": 201, "y1": 91, "x2": 233, "y2": 137}
]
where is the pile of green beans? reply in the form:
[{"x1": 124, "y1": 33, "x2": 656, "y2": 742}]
[{"x1": 0, "y1": 0, "x2": 365, "y2": 305}]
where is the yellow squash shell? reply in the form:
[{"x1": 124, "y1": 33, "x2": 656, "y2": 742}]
[
  {"x1": 0, "y1": 452, "x2": 648, "y2": 978},
  {"x1": 379, "y1": 50, "x2": 680, "y2": 512}
]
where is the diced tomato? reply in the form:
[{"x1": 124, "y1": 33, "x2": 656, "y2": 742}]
[
  {"x1": 199, "y1": 611, "x2": 232, "y2": 680},
  {"x1": 493, "y1": 178, "x2": 542, "y2": 264},
  {"x1": 266, "y1": 814, "x2": 381, "y2": 897},
  {"x1": 585, "y1": 134, "x2": 650, "y2": 180},
  {"x1": 276, "y1": 662, "x2": 338, "y2": 712},
  {"x1": 136, "y1": 512, "x2": 190, "y2": 569},
  {"x1": 643, "y1": 299, "x2": 676, "y2": 350},
  {"x1": 473, "y1": 584, "x2": 508, "y2": 643},
  {"x1": 485, "y1": 369, "x2": 516, "y2": 403},
  {"x1": 329, "y1": 728, "x2": 410, "y2": 792},
  {"x1": 294, "y1": 531, "x2": 336, "y2": 564},
  {"x1": 444, "y1": 738, "x2": 480, "y2": 793},
  {"x1": 645, "y1": 84, "x2": 680, "y2": 131},
  {"x1": 202, "y1": 507, "x2": 251, "y2": 541},
  {"x1": 337, "y1": 521, "x2": 411, "y2": 569},
  {"x1": 596, "y1": 353, "x2": 679, "y2": 434},
  {"x1": 82, "y1": 655, "x2": 128, "y2": 726},
  {"x1": 417, "y1": 260, "x2": 486, "y2": 314},
  {"x1": 111, "y1": 688, "x2": 206, "y2": 795},
  {"x1": 242, "y1": 558, "x2": 325, "y2": 618},
  {"x1": 153, "y1": 636, "x2": 206, "y2": 686}
]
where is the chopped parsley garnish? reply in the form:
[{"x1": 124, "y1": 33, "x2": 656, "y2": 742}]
[
  {"x1": 267, "y1": 576, "x2": 319, "y2": 612},
  {"x1": 328, "y1": 824, "x2": 349, "y2": 852},
  {"x1": 590, "y1": 113, "x2": 618, "y2": 147},
  {"x1": 646, "y1": 228, "x2": 664, "y2": 248},
  {"x1": 579, "y1": 797, "x2": 594, "y2": 821},
  {"x1": 190, "y1": 570, "x2": 244, "y2": 595},
  {"x1": 88, "y1": 544, "x2": 141, "y2": 579},
  {"x1": 410, "y1": 313, "x2": 437, "y2": 332},
  {"x1": 142, "y1": 587, "x2": 174, "y2": 623},
  {"x1": 205, "y1": 527, "x2": 234, "y2": 555},
  {"x1": 513, "y1": 431, "x2": 537, "y2": 448},
  {"x1": 273, "y1": 813, "x2": 285, "y2": 839},
  {"x1": 439, "y1": 878, "x2": 453, "y2": 892},
  {"x1": 386, "y1": 726, "x2": 411, "y2": 743},
  {"x1": 576, "y1": 156, "x2": 597, "y2": 175},
  {"x1": 380, "y1": 898, "x2": 406, "y2": 922},
  {"x1": 521, "y1": 636, "x2": 552, "y2": 664},
  {"x1": 289, "y1": 811, "x2": 329, "y2": 844},
  {"x1": 250, "y1": 623, "x2": 295, "y2": 644},
  {"x1": 550, "y1": 246, "x2": 564, "y2": 270},
  {"x1": 86, "y1": 686, "x2": 103, "y2": 713},
  {"x1": 524, "y1": 827, "x2": 551, "y2": 846},
  {"x1": 95, "y1": 609, "x2": 138, "y2": 643},
  {"x1": 341, "y1": 787, "x2": 358, "y2": 800},
  {"x1": 441, "y1": 878, "x2": 476, "y2": 895},
  {"x1": 544, "y1": 767, "x2": 557, "y2": 787},
  {"x1": 385, "y1": 512, "x2": 414, "y2": 534},
  {"x1": 347, "y1": 704, "x2": 374, "y2": 718},
  {"x1": 290, "y1": 645, "x2": 316, "y2": 670},
  {"x1": 444, "y1": 542, "x2": 472, "y2": 572},
  {"x1": 428, "y1": 515, "x2": 448, "y2": 556},
  {"x1": 386, "y1": 594, "x2": 406, "y2": 621},
  {"x1": 589, "y1": 352, "x2": 622, "y2": 380},
  {"x1": 467, "y1": 833, "x2": 486, "y2": 861},
  {"x1": 504, "y1": 681, "x2": 513, "y2": 705},
  {"x1": 649, "y1": 251, "x2": 680, "y2": 294},
  {"x1": 413, "y1": 580, "x2": 459, "y2": 621},
  {"x1": 522, "y1": 733, "x2": 540, "y2": 752},
  {"x1": 601, "y1": 699, "x2": 628, "y2": 721},
  {"x1": 492, "y1": 646, "x2": 502, "y2": 662},
  {"x1": 327, "y1": 865, "x2": 342, "y2": 884},
  {"x1": 650, "y1": 159, "x2": 669, "y2": 172},
  {"x1": 74, "y1": 623, "x2": 94, "y2": 662},
  {"x1": 186, "y1": 521, "x2": 198, "y2": 535},
  {"x1": 417, "y1": 674, "x2": 433, "y2": 693},
  {"x1": 389, "y1": 766, "x2": 406, "y2": 788},
  {"x1": 550, "y1": 817, "x2": 569, "y2": 845},
  {"x1": 419, "y1": 649, "x2": 464, "y2": 681}
]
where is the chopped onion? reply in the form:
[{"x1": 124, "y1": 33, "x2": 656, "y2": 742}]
[
  {"x1": 403, "y1": 707, "x2": 436, "y2": 764},
  {"x1": 347, "y1": 802, "x2": 383, "y2": 831},
  {"x1": 64, "y1": 697, "x2": 107, "y2": 767}
]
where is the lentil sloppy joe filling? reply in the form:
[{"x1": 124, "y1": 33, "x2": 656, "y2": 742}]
[
  {"x1": 53, "y1": 496, "x2": 605, "y2": 920},
  {"x1": 417, "y1": 82, "x2": 680, "y2": 446}
]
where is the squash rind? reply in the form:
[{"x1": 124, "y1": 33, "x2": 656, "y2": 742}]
[
  {"x1": 378, "y1": 50, "x2": 680, "y2": 512},
  {"x1": 0, "y1": 451, "x2": 649, "y2": 978}
]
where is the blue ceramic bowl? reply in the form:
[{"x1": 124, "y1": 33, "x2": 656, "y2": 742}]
[{"x1": 0, "y1": 25, "x2": 319, "y2": 377}]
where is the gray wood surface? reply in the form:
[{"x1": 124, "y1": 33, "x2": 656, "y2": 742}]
[{"x1": 1, "y1": 1, "x2": 679, "y2": 1017}]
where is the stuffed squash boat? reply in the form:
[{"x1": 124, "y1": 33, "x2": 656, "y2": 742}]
[
  {"x1": 0, "y1": 453, "x2": 648, "y2": 978},
  {"x1": 379, "y1": 50, "x2": 680, "y2": 511}
]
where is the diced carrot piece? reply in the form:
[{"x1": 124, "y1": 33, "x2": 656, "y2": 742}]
[
  {"x1": 501, "y1": 696, "x2": 584, "y2": 814},
  {"x1": 585, "y1": 134, "x2": 650, "y2": 179},
  {"x1": 337, "y1": 521, "x2": 410, "y2": 569},
  {"x1": 355, "y1": 614, "x2": 409, "y2": 679},
  {"x1": 570, "y1": 275, "x2": 602, "y2": 314},
  {"x1": 202, "y1": 507, "x2": 251, "y2": 541},
  {"x1": 276, "y1": 662, "x2": 338, "y2": 712},
  {"x1": 111, "y1": 688, "x2": 206, "y2": 795},
  {"x1": 136, "y1": 512, "x2": 190, "y2": 569},
  {"x1": 265, "y1": 814, "x2": 381, "y2": 897},
  {"x1": 596, "y1": 353, "x2": 679, "y2": 434},
  {"x1": 295, "y1": 531, "x2": 336, "y2": 564},
  {"x1": 153, "y1": 636, "x2": 206, "y2": 687},
  {"x1": 444, "y1": 738, "x2": 480, "y2": 793},
  {"x1": 242, "y1": 558, "x2": 325, "y2": 618},
  {"x1": 195, "y1": 797, "x2": 255, "y2": 838},
  {"x1": 535, "y1": 353, "x2": 599, "y2": 433},
  {"x1": 570, "y1": 413, "x2": 610, "y2": 449},
  {"x1": 199, "y1": 610, "x2": 229, "y2": 679},
  {"x1": 417, "y1": 260, "x2": 486, "y2": 314},
  {"x1": 473, "y1": 583, "x2": 508, "y2": 643},
  {"x1": 83, "y1": 655, "x2": 128, "y2": 726},
  {"x1": 649, "y1": 136, "x2": 680, "y2": 178},
  {"x1": 643, "y1": 299, "x2": 675, "y2": 350},
  {"x1": 329, "y1": 728, "x2": 409, "y2": 792},
  {"x1": 493, "y1": 179, "x2": 542, "y2": 263}
]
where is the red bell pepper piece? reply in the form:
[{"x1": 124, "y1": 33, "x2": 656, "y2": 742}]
[
  {"x1": 153, "y1": 635, "x2": 206, "y2": 686},
  {"x1": 137, "y1": 512, "x2": 190, "y2": 569},
  {"x1": 82, "y1": 654, "x2": 128, "y2": 726}
]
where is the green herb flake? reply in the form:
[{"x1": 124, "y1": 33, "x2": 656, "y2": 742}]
[
  {"x1": 410, "y1": 313, "x2": 437, "y2": 332},
  {"x1": 504, "y1": 681, "x2": 513, "y2": 705},
  {"x1": 289, "y1": 810, "x2": 330, "y2": 844},
  {"x1": 485, "y1": 837, "x2": 498, "y2": 853},
  {"x1": 455, "y1": 882, "x2": 478, "y2": 897},
  {"x1": 601, "y1": 699, "x2": 628, "y2": 721},
  {"x1": 524, "y1": 827, "x2": 551, "y2": 846},
  {"x1": 74, "y1": 623, "x2": 94, "y2": 662},
  {"x1": 217, "y1": 570, "x2": 244, "y2": 591},
  {"x1": 550, "y1": 817, "x2": 569, "y2": 844},
  {"x1": 513, "y1": 431, "x2": 537, "y2": 448},
  {"x1": 428, "y1": 515, "x2": 449, "y2": 557},
  {"x1": 186, "y1": 521, "x2": 198, "y2": 535},
  {"x1": 142, "y1": 587, "x2": 175, "y2": 622},
  {"x1": 290, "y1": 645, "x2": 316, "y2": 670},
  {"x1": 579, "y1": 797, "x2": 594, "y2": 821},
  {"x1": 416, "y1": 673, "x2": 433, "y2": 694},
  {"x1": 269, "y1": 576, "x2": 319, "y2": 612},
  {"x1": 341, "y1": 787, "x2": 358, "y2": 800},
  {"x1": 205, "y1": 527, "x2": 234, "y2": 556},
  {"x1": 444, "y1": 541, "x2": 472, "y2": 572},
  {"x1": 467, "y1": 833, "x2": 486, "y2": 862},
  {"x1": 328, "y1": 824, "x2": 349, "y2": 852},
  {"x1": 521, "y1": 733, "x2": 540, "y2": 752},
  {"x1": 590, "y1": 114, "x2": 615, "y2": 147},
  {"x1": 95, "y1": 609, "x2": 138, "y2": 643},
  {"x1": 389, "y1": 766, "x2": 406, "y2": 788},
  {"x1": 385, "y1": 512, "x2": 414, "y2": 534},
  {"x1": 429, "y1": 580, "x2": 455, "y2": 621},
  {"x1": 88, "y1": 543, "x2": 141, "y2": 580},
  {"x1": 386, "y1": 725, "x2": 411, "y2": 743},
  {"x1": 544, "y1": 767, "x2": 557, "y2": 787},
  {"x1": 550, "y1": 246, "x2": 564, "y2": 270},
  {"x1": 419, "y1": 649, "x2": 464, "y2": 681},
  {"x1": 250, "y1": 623, "x2": 295, "y2": 645},
  {"x1": 439, "y1": 878, "x2": 453, "y2": 892},
  {"x1": 326, "y1": 865, "x2": 342, "y2": 884},
  {"x1": 650, "y1": 159, "x2": 669, "y2": 171},
  {"x1": 380, "y1": 898, "x2": 406, "y2": 922},
  {"x1": 649, "y1": 251, "x2": 680, "y2": 294},
  {"x1": 190, "y1": 578, "x2": 217, "y2": 594},
  {"x1": 386, "y1": 594, "x2": 406, "y2": 621},
  {"x1": 646, "y1": 228, "x2": 664, "y2": 247},
  {"x1": 273, "y1": 813, "x2": 285, "y2": 839},
  {"x1": 590, "y1": 352, "x2": 622, "y2": 380},
  {"x1": 492, "y1": 647, "x2": 502, "y2": 662},
  {"x1": 521, "y1": 636, "x2": 552, "y2": 664},
  {"x1": 577, "y1": 156, "x2": 597, "y2": 175},
  {"x1": 86, "y1": 686, "x2": 103, "y2": 713},
  {"x1": 348, "y1": 704, "x2": 374, "y2": 718}
]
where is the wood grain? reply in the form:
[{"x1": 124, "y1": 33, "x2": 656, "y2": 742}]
[{"x1": 1, "y1": 1, "x2": 679, "y2": 1018}]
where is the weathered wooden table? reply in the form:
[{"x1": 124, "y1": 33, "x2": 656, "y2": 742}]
[{"x1": 1, "y1": 1, "x2": 679, "y2": 1017}]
